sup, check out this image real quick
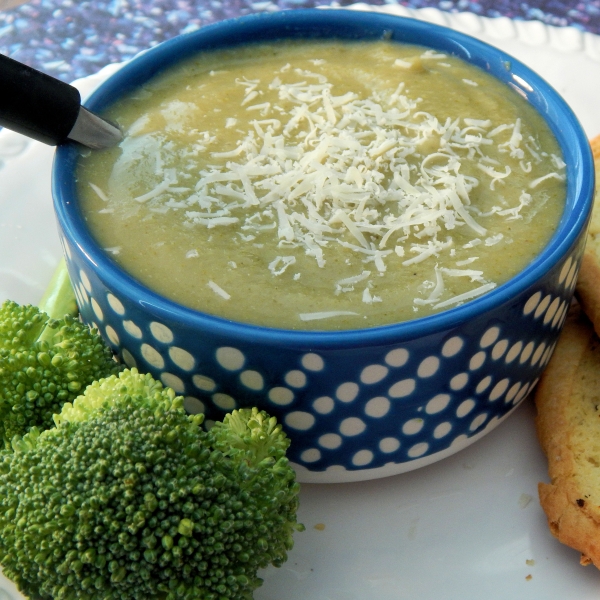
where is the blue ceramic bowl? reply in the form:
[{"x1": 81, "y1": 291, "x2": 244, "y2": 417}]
[{"x1": 52, "y1": 9, "x2": 594, "y2": 483}]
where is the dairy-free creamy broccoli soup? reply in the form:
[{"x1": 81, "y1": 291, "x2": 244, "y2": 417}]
[{"x1": 77, "y1": 41, "x2": 565, "y2": 330}]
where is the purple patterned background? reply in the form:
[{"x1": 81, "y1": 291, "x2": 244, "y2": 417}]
[{"x1": 0, "y1": 0, "x2": 599, "y2": 83}]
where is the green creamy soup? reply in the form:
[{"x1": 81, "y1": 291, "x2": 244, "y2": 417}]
[{"x1": 77, "y1": 41, "x2": 565, "y2": 330}]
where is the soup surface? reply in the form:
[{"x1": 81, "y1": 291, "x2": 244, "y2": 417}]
[{"x1": 77, "y1": 41, "x2": 565, "y2": 330}]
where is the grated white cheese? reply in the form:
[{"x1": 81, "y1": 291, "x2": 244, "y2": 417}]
[
  {"x1": 134, "y1": 169, "x2": 178, "y2": 203},
  {"x1": 456, "y1": 257, "x2": 479, "y2": 266},
  {"x1": 89, "y1": 182, "x2": 109, "y2": 202},
  {"x1": 421, "y1": 50, "x2": 447, "y2": 59},
  {"x1": 113, "y1": 51, "x2": 566, "y2": 317},
  {"x1": 433, "y1": 281, "x2": 496, "y2": 309},
  {"x1": 393, "y1": 58, "x2": 414, "y2": 69},
  {"x1": 299, "y1": 310, "x2": 360, "y2": 321},
  {"x1": 268, "y1": 255, "x2": 296, "y2": 276},
  {"x1": 440, "y1": 267, "x2": 485, "y2": 283},
  {"x1": 529, "y1": 172, "x2": 565, "y2": 188},
  {"x1": 414, "y1": 266, "x2": 445, "y2": 305},
  {"x1": 335, "y1": 270, "x2": 371, "y2": 295},
  {"x1": 485, "y1": 234, "x2": 504, "y2": 246},
  {"x1": 207, "y1": 280, "x2": 231, "y2": 300},
  {"x1": 362, "y1": 287, "x2": 382, "y2": 304}
]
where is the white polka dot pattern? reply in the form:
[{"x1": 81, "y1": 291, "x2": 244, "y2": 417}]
[
  {"x1": 141, "y1": 343, "x2": 164, "y2": 369},
  {"x1": 184, "y1": 396, "x2": 205, "y2": 415},
  {"x1": 456, "y1": 399, "x2": 475, "y2": 417},
  {"x1": 364, "y1": 396, "x2": 390, "y2": 418},
  {"x1": 319, "y1": 433, "x2": 342, "y2": 449},
  {"x1": 339, "y1": 417, "x2": 366, "y2": 436},
  {"x1": 212, "y1": 393, "x2": 236, "y2": 410},
  {"x1": 352, "y1": 449, "x2": 374, "y2": 466},
  {"x1": 389, "y1": 378, "x2": 416, "y2": 398},
  {"x1": 77, "y1": 282, "x2": 89, "y2": 305},
  {"x1": 239, "y1": 370, "x2": 264, "y2": 391},
  {"x1": 442, "y1": 336, "x2": 464, "y2": 357},
  {"x1": 169, "y1": 347, "x2": 195, "y2": 371},
  {"x1": 408, "y1": 442, "x2": 428, "y2": 458},
  {"x1": 150, "y1": 322, "x2": 174, "y2": 343},
  {"x1": 566, "y1": 262, "x2": 578, "y2": 289},
  {"x1": 379, "y1": 437, "x2": 400, "y2": 453},
  {"x1": 313, "y1": 396, "x2": 334, "y2": 414},
  {"x1": 336, "y1": 382, "x2": 359, "y2": 402},
  {"x1": 302, "y1": 353, "x2": 324, "y2": 371},
  {"x1": 122, "y1": 349, "x2": 136, "y2": 368},
  {"x1": 105, "y1": 325, "x2": 119, "y2": 346},
  {"x1": 417, "y1": 356, "x2": 439, "y2": 378},
  {"x1": 520, "y1": 341, "x2": 535, "y2": 364},
  {"x1": 285, "y1": 370, "x2": 307, "y2": 388},
  {"x1": 434, "y1": 422, "x2": 452, "y2": 439},
  {"x1": 475, "y1": 376, "x2": 491, "y2": 394},
  {"x1": 558, "y1": 257, "x2": 572, "y2": 285},
  {"x1": 385, "y1": 348, "x2": 409, "y2": 367},
  {"x1": 450, "y1": 372, "x2": 468, "y2": 391},
  {"x1": 489, "y1": 378, "x2": 509, "y2": 401},
  {"x1": 161, "y1": 372, "x2": 185, "y2": 394},
  {"x1": 534, "y1": 294, "x2": 552, "y2": 319},
  {"x1": 268, "y1": 387, "x2": 294, "y2": 406},
  {"x1": 480, "y1": 327, "x2": 500, "y2": 348},
  {"x1": 491, "y1": 339, "x2": 508, "y2": 360},
  {"x1": 216, "y1": 347, "x2": 245, "y2": 371},
  {"x1": 469, "y1": 351, "x2": 486, "y2": 370},
  {"x1": 193, "y1": 374, "x2": 216, "y2": 392},
  {"x1": 123, "y1": 320, "x2": 142, "y2": 339},
  {"x1": 285, "y1": 411, "x2": 315, "y2": 431},
  {"x1": 403, "y1": 418, "x2": 424, "y2": 435},
  {"x1": 360, "y1": 364, "x2": 389, "y2": 384},
  {"x1": 80, "y1": 270, "x2": 92, "y2": 293},
  {"x1": 505, "y1": 382, "x2": 521, "y2": 404},
  {"x1": 470, "y1": 413, "x2": 488, "y2": 431},
  {"x1": 505, "y1": 341, "x2": 522, "y2": 363},
  {"x1": 300, "y1": 449, "x2": 321, "y2": 463},
  {"x1": 426, "y1": 394, "x2": 451, "y2": 414},
  {"x1": 91, "y1": 298, "x2": 103, "y2": 321},
  {"x1": 63, "y1": 239, "x2": 583, "y2": 479},
  {"x1": 107, "y1": 293, "x2": 125, "y2": 315},
  {"x1": 523, "y1": 291, "x2": 541, "y2": 315}
]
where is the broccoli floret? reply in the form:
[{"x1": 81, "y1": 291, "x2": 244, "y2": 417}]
[
  {"x1": 0, "y1": 258, "x2": 122, "y2": 446},
  {"x1": 0, "y1": 368, "x2": 304, "y2": 600}
]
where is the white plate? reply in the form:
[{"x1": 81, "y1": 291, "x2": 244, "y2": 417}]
[{"x1": 2, "y1": 5, "x2": 600, "y2": 599}]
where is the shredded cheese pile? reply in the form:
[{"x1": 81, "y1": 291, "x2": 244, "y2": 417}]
[{"x1": 106, "y1": 50, "x2": 566, "y2": 315}]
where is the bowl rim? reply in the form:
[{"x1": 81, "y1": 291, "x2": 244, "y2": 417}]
[{"x1": 53, "y1": 8, "x2": 595, "y2": 349}]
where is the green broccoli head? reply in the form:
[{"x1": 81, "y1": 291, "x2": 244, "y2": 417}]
[
  {"x1": 0, "y1": 369, "x2": 303, "y2": 600},
  {"x1": 0, "y1": 299, "x2": 122, "y2": 446}
]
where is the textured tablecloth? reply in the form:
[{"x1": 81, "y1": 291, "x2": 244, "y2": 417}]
[{"x1": 1, "y1": 0, "x2": 600, "y2": 83}]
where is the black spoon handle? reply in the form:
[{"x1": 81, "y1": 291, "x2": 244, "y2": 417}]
[
  {"x1": 0, "y1": 53, "x2": 81, "y2": 146},
  {"x1": 0, "y1": 53, "x2": 121, "y2": 149}
]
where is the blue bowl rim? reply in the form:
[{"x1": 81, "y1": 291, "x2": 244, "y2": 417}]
[{"x1": 53, "y1": 8, "x2": 595, "y2": 350}]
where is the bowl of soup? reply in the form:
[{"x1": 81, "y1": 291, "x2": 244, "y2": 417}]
[{"x1": 52, "y1": 9, "x2": 594, "y2": 483}]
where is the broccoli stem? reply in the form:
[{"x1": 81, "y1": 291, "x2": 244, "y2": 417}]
[{"x1": 37, "y1": 258, "x2": 78, "y2": 320}]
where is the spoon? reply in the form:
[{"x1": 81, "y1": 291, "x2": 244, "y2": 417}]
[{"x1": 0, "y1": 54, "x2": 121, "y2": 150}]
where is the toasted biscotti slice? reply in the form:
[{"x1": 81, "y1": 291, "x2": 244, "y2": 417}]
[
  {"x1": 535, "y1": 305, "x2": 600, "y2": 566},
  {"x1": 575, "y1": 136, "x2": 600, "y2": 333}
]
